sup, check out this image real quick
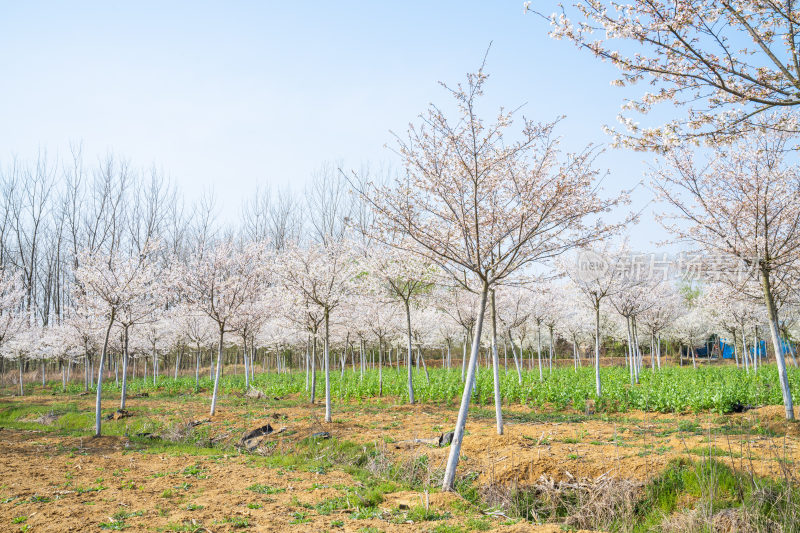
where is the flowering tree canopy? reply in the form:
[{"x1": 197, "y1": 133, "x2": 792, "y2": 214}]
[{"x1": 532, "y1": 1, "x2": 800, "y2": 148}]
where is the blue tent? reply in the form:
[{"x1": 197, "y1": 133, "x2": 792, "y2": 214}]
[
  {"x1": 718, "y1": 340, "x2": 735, "y2": 359},
  {"x1": 720, "y1": 338, "x2": 796, "y2": 360}
]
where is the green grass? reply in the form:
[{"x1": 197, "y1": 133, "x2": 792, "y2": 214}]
[
  {"x1": 246, "y1": 483, "x2": 285, "y2": 495},
  {"x1": 20, "y1": 363, "x2": 800, "y2": 415}
]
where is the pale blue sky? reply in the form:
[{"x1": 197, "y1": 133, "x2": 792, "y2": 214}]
[{"x1": 0, "y1": 1, "x2": 667, "y2": 247}]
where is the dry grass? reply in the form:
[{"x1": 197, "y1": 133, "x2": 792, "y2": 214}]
[{"x1": 482, "y1": 473, "x2": 642, "y2": 530}]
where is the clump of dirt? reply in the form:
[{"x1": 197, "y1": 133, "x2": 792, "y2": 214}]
[
  {"x1": 160, "y1": 418, "x2": 209, "y2": 442},
  {"x1": 104, "y1": 408, "x2": 132, "y2": 421}
]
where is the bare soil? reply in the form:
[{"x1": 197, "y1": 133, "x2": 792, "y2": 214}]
[{"x1": 1, "y1": 392, "x2": 797, "y2": 532}]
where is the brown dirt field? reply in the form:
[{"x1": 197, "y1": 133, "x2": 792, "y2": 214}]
[
  {"x1": 1, "y1": 392, "x2": 798, "y2": 532},
  {"x1": 218, "y1": 399, "x2": 800, "y2": 485}
]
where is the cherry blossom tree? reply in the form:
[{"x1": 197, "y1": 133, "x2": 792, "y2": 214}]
[
  {"x1": 365, "y1": 246, "x2": 437, "y2": 403},
  {"x1": 73, "y1": 241, "x2": 160, "y2": 436},
  {"x1": 229, "y1": 288, "x2": 270, "y2": 391},
  {"x1": 142, "y1": 313, "x2": 172, "y2": 385},
  {"x1": 179, "y1": 240, "x2": 267, "y2": 416},
  {"x1": 357, "y1": 64, "x2": 627, "y2": 490},
  {"x1": 0, "y1": 268, "x2": 25, "y2": 393},
  {"x1": 652, "y1": 129, "x2": 800, "y2": 419},
  {"x1": 563, "y1": 243, "x2": 631, "y2": 397},
  {"x1": 279, "y1": 290, "x2": 324, "y2": 403},
  {"x1": 610, "y1": 277, "x2": 658, "y2": 383},
  {"x1": 279, "y1": 241, "x2": 358, "y2": 422},
  {"x1": 640, "y1": 283, "x2": 681, "y2": 370},
  {"x1": 531, "y1": 1, "x2": 800, "y2": 147},
  {"x1": 560, "y1": 294, "x2": 594, "y2": 370},
  {"x1": 3, "y1": 328, "x2": 35, "y2": 396},
  {"x1": 528, "y1": 287, "x2": 555, "y2": 381},
  {"x1": 495, "y1": 286, "x2": 532, "y2": 383},
  {"x1": 116, "y1": 267, "x2": 167, "y2": 409},
  {"x1": 365, "y1": 298, "x2": 399, "y2": 396},
  {"x1": 438, "y1": 287, "x2": 478, "y2": 383},
  {"x1": 672, "y1": 307, "x2": 710, "y2": 369},
  {"x1": 65, "y1": 300, "x2": 103, "y2": 391}
]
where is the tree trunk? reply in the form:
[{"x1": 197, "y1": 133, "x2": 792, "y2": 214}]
[
  {"x1": 656, "y1": 334, "x2": 661, "y2": 369},
  {"x1": 760, "y1": 267, "x2": 794, "y2": 420},
  {"x1": 324, "y1": 308, "x2": 332, "y2": 423},
  {"x1": 378, "y1": 336, "x2": 384, "y2": 397},
  {"x1": 443, "y1": 280, "x2": 489, "y2": 492},
  {"x1": 210, "y1": 327, "x2": 225, "y2": 416},
  {"x1": 311, "y1": 334, "x2": 317, "y2": 404},
  {"x1": 742, "y1": 330, "x2": 749, "y2": 373},
  {"x1": 195, "y1": 346, "x2": 200, "y2": 390},
  {"x1": 95, "y1": 311, "x2": 116, "y2": 437},
  {"x1": 594, "y1": 300, "x2": 602, "y2": 398},
  {"x1": 490, "y1": 290, "x2": 503, "y2": 435},
  {"x1": 120, "y1": 325, "x2": 130, "y2": 410},
  {"x1": 632, "y1": 317, "x2": 640, "y2": 383},
  {"x1": 174, "y1": 345, "x2": 182, "y2": 380},
  {"x1": 507, "y1": 329, "x2": 523, "y2": 385},
  {"x1": 461, "y1": 333, "x2": 467, "y2": 382},
  {"x1": 405, "y1": 299, "x2": 415, "y2": 404},
  {"x1": 243, "y1": 335, "x2": 250, "y2": 390},
  {"x1": 418, "y1": 346, "x2": 430, "y2": 383},
  {"x1": 537, "y1": 321, "x2": 543, "y2": 382}
]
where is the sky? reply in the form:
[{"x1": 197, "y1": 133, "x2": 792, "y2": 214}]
[{"x1": 0, "y1": 1, "x2": 671, "y2": 249}]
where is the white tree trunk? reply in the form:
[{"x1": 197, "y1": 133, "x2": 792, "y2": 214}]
[
  {"x1": 244, "y1": 336, "x2": 250, "y2": 390},
  {"x1": 594, "y1": 301, "x2": 602, "y2": 398},
  {"x1": 507, "y1": 330, "x2": 523, "y2": 385},
  {"x1": 461, "y1": 334, "x2": 467, "y2": 382},
  {"x1": 536, "y1": 322, "x2": 543, "y2": 382},
  {"x1": 760, "y1": 268, "x2": 794, "y2": 420},
  {"x1": 195, "y1": 347, "x2": 200, "y2": 389},
  {"x1": 305, "y1": 342, "x2": 310, "y2": 391},
  {"x1": 311, "y1": 334, "x2": 317, "y2": 404},
  {"x1": 324, "y1": 309, "x2": 332, "y2": 423},
  {"x1": 120, "y1": 326, "x2": 130, "y2": 410},
  {"x1": 210, "y1": 329, "x2": 224, "y2": 416},
  {"x1": 95, "y1": 314, "x2": 116, "y2": 437},
  {"x1": 405, "y1": 300, "x2": 415, "y2": 404},
  {"x1": 378, "y1": 337, "x2": 383, "y2": 397},
  {"x1": 443, "y1": 281, "x2": 489, "y2": 491},
  {"x1": 490, "y1": 290, "x2": 503, "y2": 435}
]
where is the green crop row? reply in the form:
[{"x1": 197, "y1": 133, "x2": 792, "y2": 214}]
[{"x1": 55, "y1": 363, "x2": 800, "y2": 415}]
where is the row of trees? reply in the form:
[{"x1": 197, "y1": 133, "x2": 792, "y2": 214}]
[{"x1": 6, "y1": 0, "x2": 800, "y2": 489}]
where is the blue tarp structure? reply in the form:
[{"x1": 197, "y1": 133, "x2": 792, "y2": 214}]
[
  {"x1": 719, "y1": 340, "x2": 735, "y2": 359},
  {"x1": 718, "y1": 338, "x2": 796, "y2": 359}
]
